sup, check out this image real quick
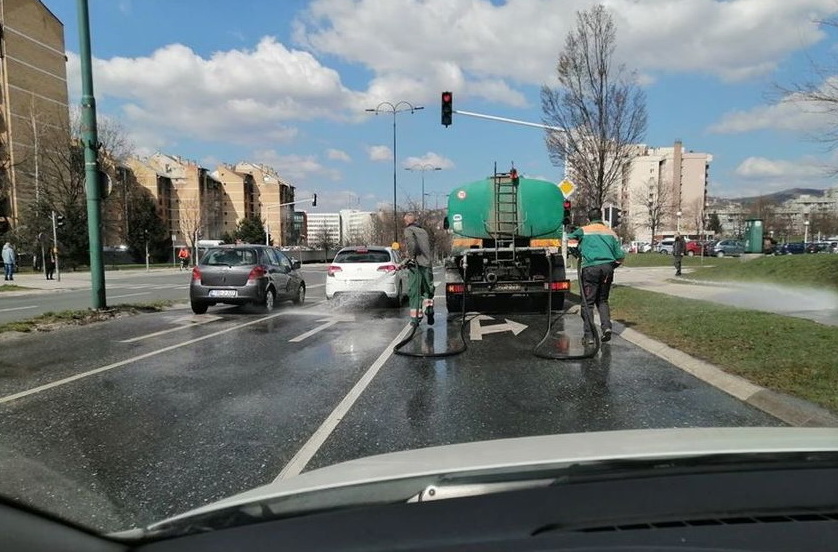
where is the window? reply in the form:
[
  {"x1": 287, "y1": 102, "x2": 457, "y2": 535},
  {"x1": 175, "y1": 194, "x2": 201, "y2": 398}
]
[
  {"x1": 334, "y1": 250, "x2": 391, "y2": 263},
  {"x1": 204, "y1": 248, "x2": 257, "y2": 266}
]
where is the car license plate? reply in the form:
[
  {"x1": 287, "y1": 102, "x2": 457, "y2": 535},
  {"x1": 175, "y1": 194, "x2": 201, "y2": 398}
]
[
  {"x1": 209, "y1": 290, "x2": 237, "y2": 298},
  {"x1": 495, "y1": 283, "x2": 522, "y2": 291}
]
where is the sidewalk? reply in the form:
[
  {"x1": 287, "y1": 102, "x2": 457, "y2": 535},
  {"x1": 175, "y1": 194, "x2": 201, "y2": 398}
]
[
  {"x1": 608, "y1": 266, "x2": 838, "y2": 326},
  {"x1": 0, "y1": 267, "x2": 185, "y2": 296}
]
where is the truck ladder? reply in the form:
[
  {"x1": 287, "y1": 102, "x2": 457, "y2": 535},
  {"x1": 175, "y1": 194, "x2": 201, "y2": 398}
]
[{"x1": 493, "y1": 171, "x2": 519, "y2": 259}]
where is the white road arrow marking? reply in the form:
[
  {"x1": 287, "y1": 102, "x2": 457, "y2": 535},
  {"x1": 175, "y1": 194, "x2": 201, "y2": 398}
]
[
  {"x1": 469, "y1": 315, "x2": 528, "y2": 341},
  {"x1": 289, "y1": 314, "x2": 355, "y2": 343}
]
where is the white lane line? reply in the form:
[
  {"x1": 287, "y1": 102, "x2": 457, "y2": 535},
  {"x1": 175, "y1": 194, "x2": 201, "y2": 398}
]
[
  {"x1": 288, "y1": 319, "x2": 339, "y2": 342},
  {"x1": 0, "y1": 305, "x2": 37, "y2": 313},
  {"x1": 119, "y1": 315, "x2": 222, "y2": 343},
  {"x1": 275, "y1": 322, "x2": 413, "y2": 481},
  {"x1": 0, "y1": 311, "x2": 287, "y2": 406},
  {"x1": 110, "y1": 292, "x2": 152, "y2": 299}
]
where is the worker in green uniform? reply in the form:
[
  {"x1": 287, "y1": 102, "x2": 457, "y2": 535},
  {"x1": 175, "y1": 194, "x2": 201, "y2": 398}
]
[
  {"x1": 403, "y1": 212, "x2": 435, "y2": 326},
  {"x1": 568, "y1": 207, "x2": 625, "y2": 344}
]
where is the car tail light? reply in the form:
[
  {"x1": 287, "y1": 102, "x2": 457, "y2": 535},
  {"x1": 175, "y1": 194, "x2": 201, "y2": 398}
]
[
  {"x1": 447, "y1": 283, "x2": 465, "y2": 294},
  {"x1": 547, "y1": 280, "x2": 570, "y2": 291},
  {"x1": 191, "y1": 267, "x2": 201, "y2": 281},
  {"x1": 377, "y1": 264, "x2": 397, "y2": 273},
  {"x1": 327, "y1": 265, "x2": 342, "y2": 277},
  {"x1": 247, "y1": 265, "x2": 267, "y2": 281}
]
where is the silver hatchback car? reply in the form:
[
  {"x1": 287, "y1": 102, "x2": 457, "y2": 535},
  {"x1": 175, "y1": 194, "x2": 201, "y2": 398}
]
[{"x1": 189, "y1": 245, "x2": 306, "y2": 314}]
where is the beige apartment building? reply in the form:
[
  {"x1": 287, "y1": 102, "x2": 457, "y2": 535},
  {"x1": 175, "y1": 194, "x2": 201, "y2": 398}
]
[
  {"x1": 233, "y1": 161, "x2": 295, "y2": 246},
  {"x1": 0, "y1": 0, "x2": 69, "y2": 228},
  {"x1": 621, "y1": 141, "x2": 712, "y2": 241},
  {"x1": 124, "y1": 157, "x2": 177, "y2": 239}
]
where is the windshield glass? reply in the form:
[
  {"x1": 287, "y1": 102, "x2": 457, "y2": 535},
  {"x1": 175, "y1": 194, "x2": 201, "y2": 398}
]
[{"x1": 1, "y1": 0, "x2": 836, "y2": 541}]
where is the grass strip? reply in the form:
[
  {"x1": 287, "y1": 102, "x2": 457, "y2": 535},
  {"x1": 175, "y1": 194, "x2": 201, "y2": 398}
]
[
  {"x1": 686, "y1": 254, "x2": 838, "y2": 291},
  {"x1": 618, "y1": 252, "x2": 733, "y2": 268},
  {"x1": 0, "y1": 284, "x2": 33, "y2": 292},
  {"x1": 0, "y1": 300, "x2": 176, "y2": 334},
  {"x1": 609, "y1": 286, "x2": 838, "y2": 413}
]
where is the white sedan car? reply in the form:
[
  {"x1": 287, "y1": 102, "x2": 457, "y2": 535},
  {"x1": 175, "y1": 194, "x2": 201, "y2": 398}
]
[{"x1": 325, "y1": 246, "x2": 408, "y2": 306}]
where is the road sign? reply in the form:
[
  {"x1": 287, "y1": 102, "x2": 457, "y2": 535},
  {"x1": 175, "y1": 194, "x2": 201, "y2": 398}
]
[{"x1": 558, "y1": 179, "x2": 575, "y2": 197}]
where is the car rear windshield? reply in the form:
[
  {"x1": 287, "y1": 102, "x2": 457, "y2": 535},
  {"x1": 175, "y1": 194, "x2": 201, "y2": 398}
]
[
  {"x1": 203, "y1": 248, "x2": 259, "y2": 266},
  {"x1": 334, "y1": 250, "x2": 390, "y2": 263}
]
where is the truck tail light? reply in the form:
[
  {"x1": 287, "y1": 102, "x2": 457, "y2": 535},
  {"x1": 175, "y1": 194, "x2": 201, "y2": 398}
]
[
  {"x1": 547, "y1": 280, "x2": 570, "y2": 291},
  {"x1": 447, "y1": 283, "x2": 465, "y2": 294}
]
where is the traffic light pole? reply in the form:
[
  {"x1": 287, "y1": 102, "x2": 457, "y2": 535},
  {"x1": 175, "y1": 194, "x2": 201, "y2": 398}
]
[{"x1": 77, "y1": 0, "x2": 106, "y2": 309}]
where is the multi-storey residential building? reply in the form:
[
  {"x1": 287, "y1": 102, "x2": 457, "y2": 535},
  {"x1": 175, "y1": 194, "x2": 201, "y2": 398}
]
[
  {"x1": 144, "y1": 154, "x2": 224, "y2": 243},
  {"x1": 306, "y1": 212, "x2": 341, "y2": 248},
  {"x1": 212, "y1": 163, "x2": 258, "y2": 234},
  {"x1": 0, "y1": 0, "x2": 69, "y2": 228},
  {"x1": 234, "y1": 162, "x2": 294, "y2": 246},
  {"x1": 124, "y1": 157, "x2": 177, "y2": 241},
  {"x1": 621, "y1": 141, "x2": 712, "y2": 241}
]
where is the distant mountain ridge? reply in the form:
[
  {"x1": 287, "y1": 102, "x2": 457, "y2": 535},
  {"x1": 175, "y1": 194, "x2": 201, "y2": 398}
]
[{"x1": 711, "y1": 188, "x2": 827, "y2": 206}]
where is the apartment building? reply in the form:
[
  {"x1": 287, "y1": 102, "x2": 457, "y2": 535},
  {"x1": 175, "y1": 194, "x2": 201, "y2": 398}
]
[
  {"x1": 340, "y1": 209, "x2": 374, "y2": 244},
  {"x1": 124, "y1": 157, "x2": 177, "y2": 240},
  {"x1": 144, "y1": 153, "x2": 224, "y2": 243},
  {"x1": 0, "y1": 0, "x2": 69, "y2": 228},
  {"x1": 233, "y1": 162, "x2": 295, "y2": 246},
  {"x1": 621, "y1": 141, "x2": 712, "y2": 241}
]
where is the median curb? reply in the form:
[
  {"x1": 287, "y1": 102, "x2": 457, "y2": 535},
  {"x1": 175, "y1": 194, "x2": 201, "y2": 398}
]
[{"x1": 614, "y1": 322, "x2": 838, "y2": 428}]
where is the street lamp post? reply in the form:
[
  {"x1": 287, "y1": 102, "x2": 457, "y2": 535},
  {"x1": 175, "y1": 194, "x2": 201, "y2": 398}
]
[
  {"x1": 405, "y1": 164, "x2": 442, "y2": 212},
  {"x1": 676, "y1": 210, "x2": 682, "y2": 233},
  {"x1": 804, "y1": 219, "x2": 810, "y2": 245},
  {"x1": 365, "y1": 101, "x2": 423, "y2": 242}
]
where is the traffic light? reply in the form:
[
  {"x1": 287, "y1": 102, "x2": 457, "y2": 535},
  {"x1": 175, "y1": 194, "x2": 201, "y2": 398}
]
[
  {"x1": 562, "y1": 200, "x2": 572, "y2": 226},
  {"x1": 55, "y1": 214, "x2": 65, "y2": 228},
  {"x1": 612, "y1": 207, "x2": 622, "y2": 228},
  {"x1": 312, "y1": 193, "x2": 317, "y2": 207},
  {"x1": 441, "y1": 91, "x2": 453, "y2": 127},
  {"x1": 509, "y1": 168, "x2": 519, "y2": 185}
]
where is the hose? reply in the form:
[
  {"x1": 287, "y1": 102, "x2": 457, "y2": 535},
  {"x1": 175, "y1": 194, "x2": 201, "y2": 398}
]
[
  {"x1": 393, "y1": 263, "x2": 469, "y2": 358},
  {"x1": 532, "y1": 250, "x2": 601, "y2": 360}
]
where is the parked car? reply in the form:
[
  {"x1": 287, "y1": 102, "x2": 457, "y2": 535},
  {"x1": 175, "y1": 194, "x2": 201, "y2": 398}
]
[
  {"x1": 189, "y1": 244, "x2": 306, "y2": 314},
  {"x1": 628, "y1": 241, "x2": 653, "y2": 253},
  {"x1": 778, "y1": 242, "x2": 806, "y2": 255},
  {"x1": 712, "y1": 239, "x2": 745, "y2": 257},
  {"x1": 685, "y1": 240, "x2": 714, "y2": 256},
  {"x1": 326, "y1": 245, "x2": 408, "y2": 307},
  {"x1": 657, "y1": 237, "x2": 675, "y2": 254},
  {"x1": 806, "y1": 241, "x2": 833, "y2": 254}
]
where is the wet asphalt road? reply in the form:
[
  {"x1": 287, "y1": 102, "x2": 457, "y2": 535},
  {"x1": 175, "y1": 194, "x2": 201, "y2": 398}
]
[{"x1": 0, "y1": 266, "x2": 782, "y2": 533}]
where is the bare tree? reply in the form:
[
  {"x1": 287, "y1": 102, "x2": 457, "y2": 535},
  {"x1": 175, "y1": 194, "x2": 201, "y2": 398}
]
[
  {"x1": 635, "y1": 177, "x2": 671, "y2": 243},
  {"x1": 542, "y1": 3, "x2": 647, "y2": 212}
]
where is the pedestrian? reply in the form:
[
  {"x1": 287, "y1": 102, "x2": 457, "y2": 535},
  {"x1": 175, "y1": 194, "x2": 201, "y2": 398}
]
[
  {"x1": 45, "y1": 250, "x2": 56, "y2": 280},
  {"x1": 568, "y1": 208, "x2": 625, "y2": 344},
  {"x1": 2, "y1": 242, "x2": 15, "y2": 281},
  {"x1": 403, "y1": 212, "x2": 435, "y2": 326},
  {"x1": 673, "y1": 233, "x2": 686, "y2": 276},
  {"x1": 177, "y1": 246, "x2": 190, "y2": 270}
]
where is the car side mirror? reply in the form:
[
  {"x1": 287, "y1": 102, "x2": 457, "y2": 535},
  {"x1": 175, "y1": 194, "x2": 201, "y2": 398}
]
[{"x1": 291, "y1": 259, "x2": 301, "y2": 270}]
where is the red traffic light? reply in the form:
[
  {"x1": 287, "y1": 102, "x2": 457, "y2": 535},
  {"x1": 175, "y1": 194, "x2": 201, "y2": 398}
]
[
  {"x1": 441, "y1": 91, "x2": 453, "y2": 127},
  {"x1": 442, "y1": 92, "x2": 451, "y2": 102}
]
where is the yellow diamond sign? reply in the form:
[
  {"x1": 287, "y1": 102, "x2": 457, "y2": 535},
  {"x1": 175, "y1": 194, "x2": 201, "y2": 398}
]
[{"x1": 558, "y1": 179, "x2": 575, "y2": 197}]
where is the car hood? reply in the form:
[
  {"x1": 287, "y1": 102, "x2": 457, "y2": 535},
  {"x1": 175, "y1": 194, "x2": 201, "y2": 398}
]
[{"x1": 140, "y1": 427, "x2": 837, "y2": 535}]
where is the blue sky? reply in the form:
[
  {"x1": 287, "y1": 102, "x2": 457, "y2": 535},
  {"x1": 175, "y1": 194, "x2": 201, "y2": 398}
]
[{"x1": 44, "y1": 0, "x2": 838, "y2": 212}]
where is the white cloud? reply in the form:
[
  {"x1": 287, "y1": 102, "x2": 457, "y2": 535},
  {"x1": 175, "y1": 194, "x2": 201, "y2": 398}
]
[
  {"x1": 367, "y1": 145, "x2": 392, "y2": 161},
  {"x1": 294, "y1": 0, "x2": 838, "y2": 109},
  {"x1": 66, "y1": 37, "x2": 364, "y2": 151},
  {"x1": 735, "y1": 156, "x2": 828, "y2": 179},
  {"x1": 250, "y1": 149, "x2": 342, "y2": 183},
  {"x1": 326, "y1": 148, "x2": 351, "y2": 162},
  {"x1": 709, "y1": 93, "x2": 833, "y2": 134},
  {"x1": 402, "y1": 152, "x2": 455, "y2": 170}
]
